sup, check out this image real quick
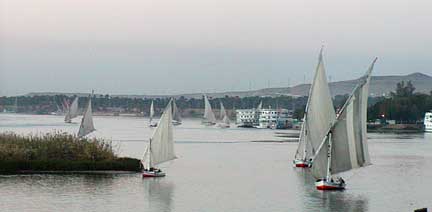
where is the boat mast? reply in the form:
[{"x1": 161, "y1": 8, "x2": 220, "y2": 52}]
[
  {"x1": 302, "y1": 114, "x2": 308, "y2": 160},
  {"x1": 326, "y1": 132, "x2": 333, "y2": 181},
  {"x1": 148, "y1": 138, "x2": 152, "y2": 169}
]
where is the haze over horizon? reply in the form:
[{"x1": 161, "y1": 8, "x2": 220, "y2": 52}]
[{"x1": 1, "y1": 0, "x2": 431, "y2": 96}]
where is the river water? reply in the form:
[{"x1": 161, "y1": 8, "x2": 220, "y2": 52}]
[{"x1": 0, "y1": 114, "x2": 431, "y2": 211}]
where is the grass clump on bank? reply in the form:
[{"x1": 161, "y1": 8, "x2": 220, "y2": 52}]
[{"x1": 0, "y1": 132, "x2": 142, "y2": 174}]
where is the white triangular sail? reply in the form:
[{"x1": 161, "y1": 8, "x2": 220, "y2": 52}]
[
  {"x1": 294, "y1": 48, "x2": 336, "y2": 161},
  {"x1": 172, "y1": 99, "x2": 182, "y2": 123},
  {"x1": 78, "y1": 98, "x2": 95, "y2": 137},
  {"x1": 142, "y1": 101, "x2": 176, "y2": 168},
  {"x1": 257, "y1": 101, "x2": 263, "y2": 110},
  {"x1": 219, "y1": 102, "x2": 230, "y2": 125},
  {"x1": 65, "y1": 97, "x2": 79, "y2": 122},
  {"x1": 312, "y1": 58, "x2": 377, "y2": 179},
  {"x1": 149, "y1": 100, "x2": 155, "y2": 124},
  {"x1": 219, "y1": 102, "x2": 226, "y2": 120},
  {"x1": 203, "y1": 95, "x2": 216, "y2": 124}
]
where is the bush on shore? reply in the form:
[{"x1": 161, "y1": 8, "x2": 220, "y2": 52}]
[{"x1": 0, "y1": 132, "x2": 142, "y2": 173}]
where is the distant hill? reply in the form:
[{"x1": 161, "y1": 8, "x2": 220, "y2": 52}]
[{"x1": 26, "y1": 72, "x2": 432, "y2": 98}]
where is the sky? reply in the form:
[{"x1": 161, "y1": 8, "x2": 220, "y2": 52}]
[{"x1": 1, "y1": 0, "x2": 431, "y2": 96}]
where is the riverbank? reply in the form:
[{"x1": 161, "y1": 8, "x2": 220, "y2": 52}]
[
  {"x1": 0, "y1": 132, "x2": 142, "y2": 174},
  {"x1": 367, "y1": 123, "x2": 424, "y2": 133}
]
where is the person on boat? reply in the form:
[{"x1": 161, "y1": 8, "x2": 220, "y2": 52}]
[{"x1": 338, "y1": 177, "x2": 345, "y2": 185}]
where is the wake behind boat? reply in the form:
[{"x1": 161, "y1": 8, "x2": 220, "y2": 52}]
[{"x1": 142, "y1": 100, "x2": 177, "y2": 177}]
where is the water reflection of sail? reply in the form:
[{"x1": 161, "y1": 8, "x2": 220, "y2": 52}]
[
  {"x1": 143, "y1": 179, "x2": 174, "y2": 212},
  {"x1": 314, "y1": 192, "x2": 368, "y2": 212},
  {"x1": 294, "y1": 170, "x2": 369, "y2": 212}
]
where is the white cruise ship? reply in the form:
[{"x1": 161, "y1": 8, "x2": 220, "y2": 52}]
[
  {"x1": 257, "y1": 108, "x2": 292, "y2": 129},
  {"x1": 425, "y1": 111, "x2": 432, "y2": 132},
  {"x1": 236, "y1": 109, "x2": 259, "y2": 128}
]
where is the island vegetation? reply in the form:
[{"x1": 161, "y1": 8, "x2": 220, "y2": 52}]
[{"x1": 0, "y1": 132, "x2": 142, "y2": 174}]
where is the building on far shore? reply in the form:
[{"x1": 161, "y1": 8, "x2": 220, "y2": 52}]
[
  {"x1": 236, "y1": 107, "x2": 293, "y2": 129},
  {"x1": 236, "y1": 109, "x2": 259, "y2": 128}
]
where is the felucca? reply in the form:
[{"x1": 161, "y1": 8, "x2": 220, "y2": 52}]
[
  {"x1": 78, "y1": 95, "x2": 95, "y2": 138},
  {"x1": 311, "y1": 58, "x2": 377, "y2": 190},
  {"x1": 171, "y1": 98, "x2": 182, "y2": 126},
  {"x1": 293, "y1": 49, "x2": 336, "y2": 168},
  {"x1": 149, "y1": 100, "x2": 157, "y2": 127},
  {"x1": 202, "y1": 95, "x2": 216, "y2": 126},
  {"x1": 142, "y1": 100, "x2": 177, "y2": 177},
  {"x1": 65, "y1": 97, "x2": 79, "y2": 123},
  {"x1": 218, "y1": 101, "x2": 230, "y2": 128}
]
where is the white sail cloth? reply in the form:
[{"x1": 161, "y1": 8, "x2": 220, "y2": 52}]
[
  {"x1": 203, "y1": 95, "x2": 216, "y2": 124},
  {"x1": 150, "y1": 101, "x2": 155, "y2": 121},
  {"x1": 172, "y1": 99, "x2": 182, "y2": 123},
  {"x1": 65, "y1": 97, "x2": 79, "y2": 122},
  {"x1": 78, "y1": 98, "x2": 95, "y2": 137},
  {"x1": 143, "y1": 101, "x2": 176, "y2": 168},
  {"x1": 312, "y1": 58, "x2": 376, "y2": 179},
  {"x1": 220, "y1": 102, "x2": 230, "y2": 125},
  {"x1": 295, "y1": 49, "x2": 336, "y2": 161}
]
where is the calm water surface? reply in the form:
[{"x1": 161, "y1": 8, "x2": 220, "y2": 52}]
[{"x1": 0, "y1": 114, "x2": 431, "y2": 211}]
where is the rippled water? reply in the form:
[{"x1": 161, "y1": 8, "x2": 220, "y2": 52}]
[{"x1": 0, "y1": 114, "x2": 431, "y2": 211}]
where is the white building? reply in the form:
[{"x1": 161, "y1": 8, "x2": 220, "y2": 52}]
[
  {"x1": 236, "y1": 109, "x2": 259, "y2": 127},
  {"x1": 425, "y1": 111, "x2": 432, "y2": 132},
  {"x1": 257, "y1": 108, "x2": 292, "y2": 129}
]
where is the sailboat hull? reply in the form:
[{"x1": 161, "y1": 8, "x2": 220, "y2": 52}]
[
  {"x1": 142, "y1": 171, "x2": 166, "y2": 178},
  {"x1": 172, "y1": 121, "x2": 182, "y2": 126},
  {"x1": 315, "y1": 179, "x2": 345, "y2": 190},
  {"x1": 293, "y1": 159, "x2": 310, "y2": 168}
]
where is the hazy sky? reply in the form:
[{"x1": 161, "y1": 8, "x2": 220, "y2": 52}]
[{"x1": 1, "y1": 0, "x2": 431, "y2": 96}]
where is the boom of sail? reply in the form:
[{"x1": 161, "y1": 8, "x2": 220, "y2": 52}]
[
  {"x1": 311, "y1": 58, "x2": 377, "y2": 180},
  {"x1": 65, "y1": 97, "x2": 79, "y2": 123},
  {"x1": 294, "y1": 49, "x2": 336, "y2": 163},
  {"x1": 142, "y1": 101, "x2": 176, "y2": 168},
  {"x1": 78, "y1": 97, "x2": 95, "y2": 137},
  {"x1": 202, "y1": 95, "x2": 216, "y2": 125}
]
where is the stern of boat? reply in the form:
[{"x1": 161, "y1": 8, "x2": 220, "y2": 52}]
[{"x1": 315, "y1": 179, "x2": 345, "y2": 190}]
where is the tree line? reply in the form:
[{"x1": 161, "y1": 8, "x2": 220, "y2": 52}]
[{"x1": 2, "y1": 81, "x2": 430, "y2": 121}]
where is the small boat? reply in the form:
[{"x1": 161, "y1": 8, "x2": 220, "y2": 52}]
[
  {"x1": 142, "y1": 100, "x2": 177, "y2": 177},
  {"x1": 171, "y1": 98, "x2": 182, "y2": 126},
  {"x1": 65, "y1": 97, "x2": 79, "y2": 123},
  {"x1": 142, "y1": 168, "x2": 166, "y2": 177},
  {"x1": 149, "y1": 100, "x2": 157, "y2": 127},
  {"x1": 315, "y1": 178, "x2": 346, "y2": 190},
  {"x1": 78, "y1": 95, "x2": 95, "y2": 138},
  {"x1": 293, "y1": 159, "x2": 311, "y2": 168},
  {"x1": 311, "y1": 58, "x2": 377, "y2": 190},
  {"x1": 218, "y1": 101, "x2": 230, "y2": 128},
  {"x1": 293, "y1": 48, "x2": 336, "y2": 168},
  {"x1": 202, "y1": 95, "x2": 216, "y2": 126}
]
